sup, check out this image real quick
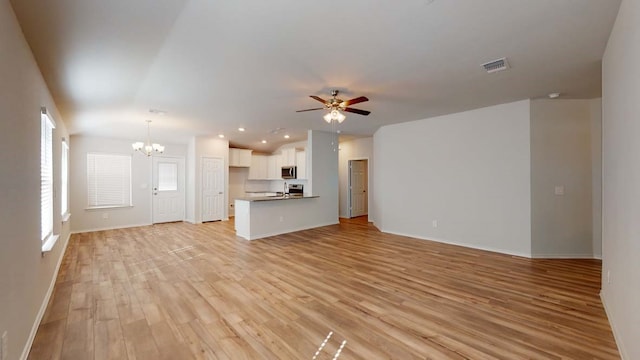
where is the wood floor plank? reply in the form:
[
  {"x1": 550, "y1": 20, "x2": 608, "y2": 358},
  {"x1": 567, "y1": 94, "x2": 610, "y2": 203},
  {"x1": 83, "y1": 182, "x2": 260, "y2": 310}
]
[{"x1": 28, "y1": 218, "x2": 620, "y2": 359}]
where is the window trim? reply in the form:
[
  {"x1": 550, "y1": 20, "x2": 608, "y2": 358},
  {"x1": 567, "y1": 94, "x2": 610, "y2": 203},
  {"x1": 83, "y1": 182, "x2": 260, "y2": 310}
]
[
  {"x1": 41, "y1": 107, "x2": 58, "y2": 253},
  {"x1": 61, "y1": 138, "x2": 70, "y2": 221}
]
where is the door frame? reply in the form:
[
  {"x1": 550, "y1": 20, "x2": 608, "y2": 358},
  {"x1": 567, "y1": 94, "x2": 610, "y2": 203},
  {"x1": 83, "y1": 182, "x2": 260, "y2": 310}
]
[
  {"x1": 200, "y1": 156, "x2": 225, "y2": 223},
  {"x1": 151, "y1": 155, "x2": 186, "y2": 224},
  {"x1": 348, "y1": 157, "x2": 370, "y2": 220}
]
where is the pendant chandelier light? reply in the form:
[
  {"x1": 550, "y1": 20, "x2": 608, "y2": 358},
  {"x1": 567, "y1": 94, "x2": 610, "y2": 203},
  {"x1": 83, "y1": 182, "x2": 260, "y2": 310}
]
[{"x1": 132, "y1": 120, "x2": 164, "y2": 156}]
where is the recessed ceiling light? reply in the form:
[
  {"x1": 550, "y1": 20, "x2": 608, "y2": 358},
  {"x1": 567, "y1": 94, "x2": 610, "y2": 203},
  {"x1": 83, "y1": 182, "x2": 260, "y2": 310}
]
[
  {"x1": 284, "y1": 135, "x2": 290, "y2": 139},
  {"x1": 548, "y1": 92, "x2": 561, "y2": 99},
  {"x1": 218, "y1": 134, "x2": 225, "y2": 138},
  {"x1": 261, "y1": 140, "x2": 267, "y2": 144},
  {"x1": 238, "y1": 127, "x2": 245, "y2": 132}
]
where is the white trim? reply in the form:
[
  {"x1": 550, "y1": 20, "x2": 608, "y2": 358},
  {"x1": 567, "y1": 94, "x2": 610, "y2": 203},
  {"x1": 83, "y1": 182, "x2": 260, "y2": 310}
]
[
  {"x1": 61, "y1": 212, "x2": 71, "y2": 223},
  {"x1": 71, "y1": 222, "x2": 152, "y2": 234},
  {"x1": 531, "y1": 253, "x2": 597, "y2": 259},
  {"x1": 239, "y1": 221, "x2": 339, "y2": 241},
  {"x1": 377, "y1": 227, "x2": 532, "y2": 258},
  {"x1": 21, "y1": 232, "x2": 71, "y2": 360},
  {"x1": 85, "y1": 205, "x2": 134, "y2": 210},
  {"x1": 41, "y1": 234, "x2": 59, "y2": 253},
  {"x1": 600, "y1": 292, "x2": 628, "y2": 359}
]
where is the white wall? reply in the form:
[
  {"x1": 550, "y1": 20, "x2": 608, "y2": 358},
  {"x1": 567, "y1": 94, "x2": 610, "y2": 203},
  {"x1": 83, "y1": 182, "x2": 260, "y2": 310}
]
[
  {"x1": 338, "y1": 137, "x2": 373, "y2": 220},
  {"x1": 0, "y1": 1, "x2": 71, "y2": 358},
  {"x1": 590, "y1": 99, "x2": 603, "y2": 259},
  {"x1": 373, "y1": 100, "x2": 532, "y2": 256},
  {"x1": 189, "y1": 136, "x2": 229, "y2": 223},
  {"x1": 306, "y1": 130, "x2": 340, "y2": 226},
  {"x1": 529, "y1": 99, "x2": 594, "y2": 258},
  {"x1": 69, "y1": 135, "x2": 187, "y2": 232},
  {"x1": 601, "y1": 0, "x2": 640, "y2": 358}
]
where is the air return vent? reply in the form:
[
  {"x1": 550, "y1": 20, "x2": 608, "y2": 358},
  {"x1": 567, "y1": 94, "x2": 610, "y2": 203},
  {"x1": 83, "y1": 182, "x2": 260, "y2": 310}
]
[{"x1": 481, "y1": 57, "x2": 510, "y2": 73}]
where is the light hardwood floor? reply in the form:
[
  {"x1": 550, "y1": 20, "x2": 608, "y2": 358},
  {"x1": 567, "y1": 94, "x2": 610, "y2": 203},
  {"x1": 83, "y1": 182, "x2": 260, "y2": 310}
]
[{"x1": 29, "y1": 218, "x2": 619, "y2": 359}]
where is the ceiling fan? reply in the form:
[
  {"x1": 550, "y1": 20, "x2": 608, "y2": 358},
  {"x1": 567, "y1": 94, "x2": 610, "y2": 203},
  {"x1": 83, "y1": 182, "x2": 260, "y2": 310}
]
[{"x1": 296, "y1": 90, "x2": 370, "y2": 122}]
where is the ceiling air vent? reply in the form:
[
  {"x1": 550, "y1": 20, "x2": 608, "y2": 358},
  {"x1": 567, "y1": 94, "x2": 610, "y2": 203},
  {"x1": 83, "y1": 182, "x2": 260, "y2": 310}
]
[{"x1": 481, "y1": 57, "x2": 510, "y2": 73}]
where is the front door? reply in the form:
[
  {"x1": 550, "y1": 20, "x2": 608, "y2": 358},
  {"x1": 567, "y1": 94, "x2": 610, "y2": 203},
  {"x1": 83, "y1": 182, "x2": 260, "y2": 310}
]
[
  {"x1": 202, "y1": 157, "x2": 224, "y2": 222},
  {"x1": 152, "y1": 156, "x2": 185, "y2": 223},
  {"x1": 349, "y1": 159, "x2": 368, "y2": 218}
]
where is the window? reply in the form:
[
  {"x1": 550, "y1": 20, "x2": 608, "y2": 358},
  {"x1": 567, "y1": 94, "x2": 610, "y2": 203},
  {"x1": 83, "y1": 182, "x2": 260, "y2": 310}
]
[
  {"x1": 157, "y1": 162, "x2": 178, "y2": 191},
  {"x1": 41, "y1": 108, "x2": 56, "y2": 250},
  {"x1": 61, "y1": 139, "x2": 69, "y2": 219},
  {"x1": 87, "y1": 153, "x2": 132, "y2": 208}
]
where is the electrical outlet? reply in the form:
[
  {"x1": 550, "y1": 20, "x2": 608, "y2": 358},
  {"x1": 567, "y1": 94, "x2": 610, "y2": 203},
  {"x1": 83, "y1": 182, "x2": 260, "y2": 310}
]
[
  {"x1": 102, "y1": 212, "x2": 109, "y2": 219},
  {"x1": 279, "y1": 216, "x2": 284, "y2": 222},
  {"x1": 607, "y1": 270, "x2": 611, "y2": 284},
  {"x1": 2, "y1": 331, "x2": 8, "y2": 360},
  {"x1": 432, "y1": 220, "x2": 438, "y2": 228}
]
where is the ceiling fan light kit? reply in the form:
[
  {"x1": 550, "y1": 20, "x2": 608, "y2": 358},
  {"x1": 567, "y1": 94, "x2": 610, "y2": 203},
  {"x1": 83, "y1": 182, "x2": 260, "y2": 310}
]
[{"x1": 297, "y1": 89, "x2": 370, "y2": 123}]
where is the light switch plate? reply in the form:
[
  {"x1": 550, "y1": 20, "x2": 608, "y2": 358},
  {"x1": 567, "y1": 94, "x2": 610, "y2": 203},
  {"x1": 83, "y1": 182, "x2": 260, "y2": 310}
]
[{"x1": 554, "y1": 186, "x2": 565, "y2": 195}]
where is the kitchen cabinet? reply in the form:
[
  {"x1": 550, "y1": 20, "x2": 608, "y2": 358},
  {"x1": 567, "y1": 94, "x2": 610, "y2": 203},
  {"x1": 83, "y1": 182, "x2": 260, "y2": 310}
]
[
  {"x1": 267, "y1": 154, "x2": 282, "y2": 179},
  {"x1": 281, "y1": 148, "x2": 297, "y2": 167},
  {"x1": 229, "y1": 148, "x2": 252, "y2": 167},
  {"x1": 296, "y1": 150, "x2": 306, "y2": 179},
  {"x1": 248, "y1": 155, "x2": 268, "y2": 179}
]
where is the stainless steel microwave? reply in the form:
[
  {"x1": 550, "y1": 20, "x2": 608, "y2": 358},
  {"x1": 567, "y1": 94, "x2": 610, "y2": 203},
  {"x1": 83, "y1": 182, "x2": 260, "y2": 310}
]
[{"x1": 281, "y1": 166, "x2": 297, "y2": 179}]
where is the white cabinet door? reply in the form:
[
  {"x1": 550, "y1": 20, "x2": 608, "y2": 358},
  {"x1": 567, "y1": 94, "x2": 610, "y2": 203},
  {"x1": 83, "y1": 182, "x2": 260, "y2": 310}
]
[
  {"x1": 281, "y1": 148, "x2": 296, "y2": 166},
  {"x1": 249, "y1": 155, "x2": 268, "y2": 179},
  {"x1": 296, "y1": 151, "x2": 306, "y2": 179},
  {"x1": 229, "y1": 148, "x2": 252, "y2": 167}
]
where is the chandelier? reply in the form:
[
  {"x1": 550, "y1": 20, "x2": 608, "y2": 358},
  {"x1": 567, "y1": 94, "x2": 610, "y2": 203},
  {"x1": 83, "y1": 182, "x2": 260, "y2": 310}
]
[{"x1": 132, "y1": 120, "x2": 164, "y2": 156}]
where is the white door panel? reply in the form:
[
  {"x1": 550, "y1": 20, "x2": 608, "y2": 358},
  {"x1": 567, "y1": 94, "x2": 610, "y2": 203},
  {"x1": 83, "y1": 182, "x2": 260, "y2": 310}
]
[
  {"x1": 349, "y1": 159, "x2": 368, "y2": 218},
  {"x1": 153, "y1": 156, "x2": 185, "y2": 223},
  {"x1": 202, "y1": 157, "x2": 224, "y2": 222}
]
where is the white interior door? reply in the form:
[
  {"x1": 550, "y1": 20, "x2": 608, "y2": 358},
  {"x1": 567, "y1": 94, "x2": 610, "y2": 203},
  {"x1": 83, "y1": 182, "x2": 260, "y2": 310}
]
[
  {"x1": 349, "y1": 159, "x2": 368, "y2": 218},
  {"x1": 202, "y1": 157, "x2": 224, "y2": 222},
  {"x1": 152, "y1": 156, "x2": 185, "y2": 223}
]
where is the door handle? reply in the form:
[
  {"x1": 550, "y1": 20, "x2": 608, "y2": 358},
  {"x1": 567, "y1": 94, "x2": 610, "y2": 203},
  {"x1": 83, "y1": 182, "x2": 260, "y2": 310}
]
[{"x1": 218, "y1": 192, "x2": 223, "y2": 194}]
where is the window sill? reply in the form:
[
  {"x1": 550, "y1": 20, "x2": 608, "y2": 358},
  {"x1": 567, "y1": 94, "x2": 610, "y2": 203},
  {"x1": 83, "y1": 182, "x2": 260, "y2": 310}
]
[
  {"x1": 85, "y1": 205, "x2": 133, "y2": 210},
  {"x1": 42, "y1": 234, "x2": 59, "y2": 253},
  {"x1": 62, "y1": 212, "x2": 71, "y2": 223}
]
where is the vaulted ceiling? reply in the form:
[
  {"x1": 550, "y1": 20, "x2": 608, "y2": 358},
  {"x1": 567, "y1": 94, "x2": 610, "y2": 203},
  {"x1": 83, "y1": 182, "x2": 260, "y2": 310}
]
[{"x1": 11, "y1": 0, "x2": 621, "y2": 151}]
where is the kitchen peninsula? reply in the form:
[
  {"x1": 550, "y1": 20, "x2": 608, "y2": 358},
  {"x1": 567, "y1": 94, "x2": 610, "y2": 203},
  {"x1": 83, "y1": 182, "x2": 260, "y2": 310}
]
[
  {"x1": 234, "y1": 130, "x2": 339, "y2": 240},
  {"x1": 234, "y1": 194, "x2": 320, "y2": 240}
]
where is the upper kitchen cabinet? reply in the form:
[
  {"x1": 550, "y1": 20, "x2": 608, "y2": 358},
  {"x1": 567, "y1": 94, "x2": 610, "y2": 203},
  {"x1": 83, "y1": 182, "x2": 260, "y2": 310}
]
[
  {"x1": 267, "y1": 154, "x2": 282, "y2": 179},
  {"x1": 229, "y1": 148, "x2": 252, "y2": 167},
  {"x1": 296, "y1": 150, "x2": 306, "y2": 179},
  {"x1": 281, "y1": 148, "x2": 297, "y2": 167},
  {"x1": 248, "y1": 154, "x2": 268, "y2": 179}
]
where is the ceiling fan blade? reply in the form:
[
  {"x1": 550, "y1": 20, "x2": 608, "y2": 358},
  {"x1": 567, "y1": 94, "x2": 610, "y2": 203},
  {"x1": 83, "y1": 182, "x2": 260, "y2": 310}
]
[
  {"x1": 295, "y1": 107, "x2": 325, "y2": 112},
  {"x1": 340, "y1": 96, "x2": 369, "y2": 107},
  {"x1": 343, "y1": 107, "x2": 371, "y2": 116},
  {"x1": 310, "y1": 95, "x2": 328, "y2": 104}
]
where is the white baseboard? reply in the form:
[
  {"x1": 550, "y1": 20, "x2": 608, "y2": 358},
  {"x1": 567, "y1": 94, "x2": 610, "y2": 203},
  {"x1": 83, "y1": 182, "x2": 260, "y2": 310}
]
[
  {"x1": 71, "y1": 222, "x2": 152, "y2": 234},
  {"x1": 600, "y1": 291, "x2": 628, "y2": 359},
  {"x1": 242, "y1": 221, "x2": 340, "y2": 241},
  {"x1": 531, "y1": 253, "x2": 598, "y2": 259},
  {"x1": 21, "y1": 231, "x2": 71, "y2": 360},
  {"x1": 378, "y1": 228, "x2": 532, "y2": 258}
]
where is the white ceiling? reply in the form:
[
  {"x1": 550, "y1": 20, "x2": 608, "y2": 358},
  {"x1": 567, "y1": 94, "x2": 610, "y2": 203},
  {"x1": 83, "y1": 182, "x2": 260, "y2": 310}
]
[{"x1": 11, "y1": 0, "x2": 621, "y2": 152}]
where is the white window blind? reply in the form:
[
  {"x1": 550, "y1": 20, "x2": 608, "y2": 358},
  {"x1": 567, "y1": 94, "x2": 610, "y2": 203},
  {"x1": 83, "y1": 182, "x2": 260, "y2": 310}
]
[
  {"x1": 87, "y1": 153, "x2": 132, "y2": 207},
  {"x1": 41, "y1": 110, "x2": 55, "y2": 242},
  {"x1": 61, "y1": 140, "x2": 69, "y2": 216},
  {"x1": 158, "y1": 162, "x2": 178, "y2": 191}
]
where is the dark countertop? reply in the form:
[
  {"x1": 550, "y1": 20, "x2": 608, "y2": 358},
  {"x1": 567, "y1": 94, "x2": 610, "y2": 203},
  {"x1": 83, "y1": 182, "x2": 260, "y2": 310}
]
[{"x1": 235, "y1": 195, "x2": 318, "y2": 202}]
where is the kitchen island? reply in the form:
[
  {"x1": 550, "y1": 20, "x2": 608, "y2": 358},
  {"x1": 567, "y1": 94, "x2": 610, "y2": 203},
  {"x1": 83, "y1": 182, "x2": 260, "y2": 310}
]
[{"x1": 234, "y1": 195, "x2": 323, "y2": 240}]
